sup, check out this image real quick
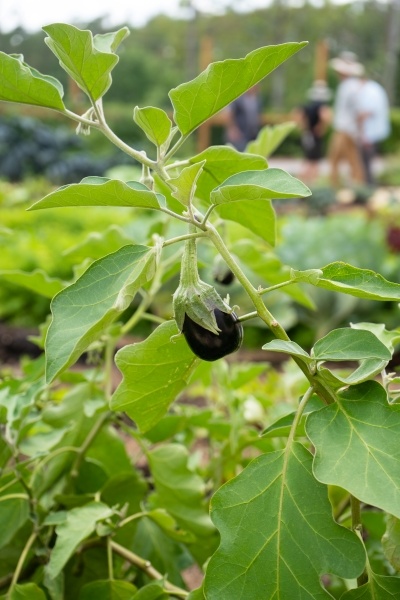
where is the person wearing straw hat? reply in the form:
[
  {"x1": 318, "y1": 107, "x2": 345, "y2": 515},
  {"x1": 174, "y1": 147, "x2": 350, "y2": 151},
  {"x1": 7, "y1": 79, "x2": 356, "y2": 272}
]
[
  {"x1": 328, "y1": 51, "x2": 366, "y2": 187},
  {"x1": 293, "y1": 80, "x2": 332, "y2": 183}
]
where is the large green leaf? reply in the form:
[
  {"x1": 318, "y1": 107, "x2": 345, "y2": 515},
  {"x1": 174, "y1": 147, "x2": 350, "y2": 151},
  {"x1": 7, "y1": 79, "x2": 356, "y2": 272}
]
[
  {"x1": 0, "y1": 52, "x2": 65, "y2": 110},
  {"x1": 46, "y1": 502, "x2": 113, "y2": 578},
  {"x1": 189, "y1": 146, "x2": 267, "y2": 204},
  {"x1": 306, "y1": 381, "x2": 400, "y2": 518},
  {"x1": 111, "y1": 321, "x2": 200, "y2": 432},
  {"x1": 148, "y1": 444, "x2": 216, "y2": 539},
  {"x1": 340, "y1": 573, "x2": 400, "y2": 599},
  {"x1": 0, "y1": 269, "x2": 65, "y2": 298},
  {"x1": 312, "y1": 328, "x2": 391, "y2": 362},
  {"x1": 29, "y1": 178, "x2": 164, "y2": 211},
  {"x1": 43, "y1": 24, "x2": 127, "y2": 101},
  {"x1": 217, "y1": 198, "x2": 277, "y2": 245},
  {"x1": 210, "y1": 168, "x2": 311, "y2": 204},
  {"x1": 79, "y1": 579, "x2": 137, "y2": 600},
  {"x1": 169, "y1": 42, "x2": 307, "y2": 135},
  {"x1": 310, "y1": 262, "x2": 400, "y2": 301},
  {"x1": 204, "y1": 442, "x2": 365, "y2": 598},
  {"x1": 46, "y1": 244, "x2": 157, "y2": 382},
  {"x1": 246, "y1": 121, "x2": 296, "y2": 158}
]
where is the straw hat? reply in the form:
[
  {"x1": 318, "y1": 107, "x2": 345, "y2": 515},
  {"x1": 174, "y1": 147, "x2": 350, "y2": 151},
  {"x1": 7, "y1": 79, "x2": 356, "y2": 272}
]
[
  {"x1": 330, "y1": 51, "x2": 365, "y2": 77},
  {"x1": 307, "y1": 80, "x2": 332, "y2": 102}
]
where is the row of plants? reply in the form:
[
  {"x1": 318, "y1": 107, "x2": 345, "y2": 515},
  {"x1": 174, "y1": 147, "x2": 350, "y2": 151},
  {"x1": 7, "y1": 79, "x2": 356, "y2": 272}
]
[{"x1": 0, "y1": 22, "x2": 400, "y2": 600}]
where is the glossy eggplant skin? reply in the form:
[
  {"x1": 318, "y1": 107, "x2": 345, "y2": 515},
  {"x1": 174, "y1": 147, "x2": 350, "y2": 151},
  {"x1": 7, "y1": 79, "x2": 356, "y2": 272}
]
[{"x1": 182, "y1": 309, "x2": 243, "y2": 361}]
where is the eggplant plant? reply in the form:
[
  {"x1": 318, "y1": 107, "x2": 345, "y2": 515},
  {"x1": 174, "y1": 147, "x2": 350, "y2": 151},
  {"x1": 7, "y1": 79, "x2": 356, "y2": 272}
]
[{"x1": 0, "y1": 23, "x2": 400, "y2": 599}]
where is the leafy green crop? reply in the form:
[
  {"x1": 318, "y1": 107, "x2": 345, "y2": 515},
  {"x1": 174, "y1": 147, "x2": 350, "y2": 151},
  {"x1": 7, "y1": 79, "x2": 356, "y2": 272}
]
[{"x1": 0, "y1": 21, "x2": 399, "y2": 600}]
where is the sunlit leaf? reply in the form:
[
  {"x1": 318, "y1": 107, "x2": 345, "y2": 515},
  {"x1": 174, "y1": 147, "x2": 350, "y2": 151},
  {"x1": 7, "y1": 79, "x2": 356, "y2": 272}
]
[
  {"x1": 189, "y1": 146, "x2": 267, "y2": 204},
  {"x1": 169, "y1": 42, "x2": 307, "y2": 135},
  {"x1": 29, "y1": 178, "x2": 164, "y2": 211},
  {"x1": 210, "y1": 168, "x2": 311, "y2": 204},
  {"x1": 43, "y1": 23, "x2": 125, "y2": 101},
  {"x1": 0, "y1": 51, "x2": 65, "y2": 110},
  {"x1": 133, "y1": 106, "x2": 172, "y2": 148},
  {"x1": 311, "y1": 262, "x2": 400, "y2": 301}
]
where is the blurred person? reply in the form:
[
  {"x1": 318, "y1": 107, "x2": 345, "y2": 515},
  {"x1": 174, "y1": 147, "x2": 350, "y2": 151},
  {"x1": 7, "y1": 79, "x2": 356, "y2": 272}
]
[
  {"x1": 356, "y1": 74, "x2": 391, "y2": 185},
  {"x1": 328, "y1": 51, "x2": 366, "y2": 188},
  {"x1": 223, "y1": 85, "x2": 262, "y2": 151},
  {"x1": 293, "y1": 80, "x2": 332, "y2": 184}
]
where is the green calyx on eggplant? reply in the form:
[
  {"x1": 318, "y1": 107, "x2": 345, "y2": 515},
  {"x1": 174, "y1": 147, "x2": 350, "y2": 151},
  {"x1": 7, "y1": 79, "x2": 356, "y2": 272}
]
[{"x1": 173, "y1": 237, "x2": 243, "y2": 361}]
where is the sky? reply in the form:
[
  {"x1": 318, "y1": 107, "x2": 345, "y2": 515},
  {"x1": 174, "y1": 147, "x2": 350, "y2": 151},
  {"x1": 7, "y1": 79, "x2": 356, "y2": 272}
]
[{"x1": 0, "y1": 0, "x2": 283, "y2": 33}]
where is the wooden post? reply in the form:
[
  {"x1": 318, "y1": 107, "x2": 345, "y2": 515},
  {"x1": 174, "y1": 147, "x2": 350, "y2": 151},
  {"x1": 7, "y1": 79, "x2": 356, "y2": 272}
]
[
  {"x1": 197, "y1": 35, "x2": 213, "y2": 152},
  {"x1": 314, "y1": 39, "x2": 329, "y2": 82}
]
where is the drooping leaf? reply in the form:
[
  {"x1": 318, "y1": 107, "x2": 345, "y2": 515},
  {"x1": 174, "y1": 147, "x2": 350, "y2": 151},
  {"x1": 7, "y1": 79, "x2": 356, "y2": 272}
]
[
  {"x1": 246, "y1": 121, "x2": 297, "y2": 158},
  {"x1": 204, "y1": 442, "x2": 365, "y2": 599},
  {"x1": 306, "y1": 381, "x2": 400, "y2": 518},
  {"x1": 169, "y1": 42, "x2": 307, "y2": 135},
  {"x1": 0, "y1": 269, "x2": 65, "y2": 298},
  {"x1": 46, "y1": 244, "x2": 158, "y2": 382},
  {"x1": 28, "y1": 178, "x2": 164, "y2": 211},
  {"x1": 0, "y1": 52, "x2": 65, "y2": 110},
  {"x1": 79, "y1": 579, "x2": 137, "y2": 600},
  {"x1": 133, "y1": 106, "x2": 172, "y2": 148},
  {"x1": 382, "y1": 515, "x2": 400, "y2": 572},
  {"x1": 46, "y1": 502, "x2": 113, "y2": 579},
  {"x1": 43, "y1": 23, "x2": 125, "y2": 101},
  {"x1": 111, "y1": 321, "x2": 200, "y2": 432},
  {"x1": 262, "y1": 339, "x2": 313, "y2": 362},
  {"x1": 217, "y1": 198, "x2": 277, "y2": 245},
  {"x1": 340, "y1": 572, "x2": 400, "y2": 599},
  {"x1": 311, "y1": 262, "x2": 400, "y2": 301},
  {"x1": 210, "y1": 168, "x2": 311, "y2": 205},
  {"x1": 189, "y1": 146, "x2": 267, "y2": 204},
  {"x1": 9, "y1": 583, "x2": 47, "y2": 600}
]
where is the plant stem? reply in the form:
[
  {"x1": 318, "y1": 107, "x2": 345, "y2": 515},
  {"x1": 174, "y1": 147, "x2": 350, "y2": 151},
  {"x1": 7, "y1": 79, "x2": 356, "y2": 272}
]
[
  {"x1": 110, "y1": 541, "x2": 189, "y2": 597},
  {"x1": 118, "y1": 511, "x2": 147, "y2": 529},
  {"x1": 8, "y1": 531, "x2": 37, "y2": 593},
  {"x1": 350, "y1": 495, "x2": 369, "y2": 586},
  {"x1": 107, "y1": 536, "x2": 114, "y2": 581},
  {"x1": 258, "y1": 280, "x2": 295, "y2": 295},
  {"x1": 0, "y1": 493, "x2": 29, "y2": 502},
  {"x1": 69, "y1": 411, "x2": 111, "y2": 482},
  {"x1": 163, "y1": 231, "x2": 207, "y2": 248},
  {"x1": 287, "y1": 386, "x2": 315, "y2": 446},
  {"x1": 205, "y1": 223, "x2": 336, "y2": 405}
]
